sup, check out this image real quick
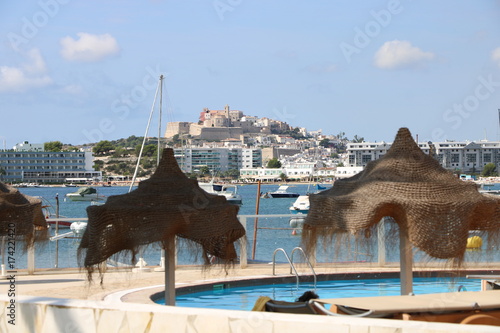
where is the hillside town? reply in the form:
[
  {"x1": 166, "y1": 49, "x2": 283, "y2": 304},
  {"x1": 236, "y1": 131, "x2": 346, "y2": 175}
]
[
  {"x1": 164, "y1": 105, "x2": 500, "y2": 183},
  {"x1": 2, "y1": 105, "x2": 500, "y2": 185}
]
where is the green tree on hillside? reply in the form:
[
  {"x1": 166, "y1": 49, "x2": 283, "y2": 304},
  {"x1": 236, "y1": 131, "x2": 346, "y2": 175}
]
[
  {"x1": 352, "y1": 135, "x2": 364, "y2": 143},
  {"x1": 481, "y1": 163, "x2": 498, "y2": 177},
  {"x1": 93, "y1": 160, "x2": 104, "y2": 171},
  {"x1": 134, "y1": 144, "x2": 158, "y2": 157},
  {"x1": 44, "y1": 141, "x2": 63, "y2": 152},
  {"x1": 93, "y1": 140, "x2": 115, "y2": 155},
  {"x1": 143, "y1": 144, "x2": 158, "y2": 157},
  {"x1": 336, "y1": 132, "x2": 346, "y2": 141},
  {"x1": 267, "y1": 158, "x2": 282, "y2": 168},
  {"x1": 283, "y1": 127, "x2": 306, "y2": 140},
  {"x1": 112, "y1": 147, "x2": 129, "y2": 157},
  {"x1": 319, "y1": 138, "x2": 331, "y2": 148}
]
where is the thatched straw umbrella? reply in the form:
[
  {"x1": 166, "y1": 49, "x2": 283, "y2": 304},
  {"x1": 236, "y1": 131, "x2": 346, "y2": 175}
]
[
  {"x1": 302, "y1": 127, "x2": 500, "y2": 295},
  {"x1": 0, "y1": 182, "x2": 48, "y2": 247},
  {"x1": 79, "y1": 148, "x2": 245, "y2": 305}
]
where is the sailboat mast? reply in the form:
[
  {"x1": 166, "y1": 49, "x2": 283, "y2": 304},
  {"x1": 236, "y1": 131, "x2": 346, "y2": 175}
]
[
  {"x1": 128, "y1": 75, "x2": 163, "y2": 193},
  {"x1": 158, "y1": 75, "x2": 164, "y2": 166}
]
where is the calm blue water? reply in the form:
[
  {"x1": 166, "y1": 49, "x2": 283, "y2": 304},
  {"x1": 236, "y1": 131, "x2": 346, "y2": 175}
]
[
  {"x1": 164, "y1": 277, "x2": 481, "y2": 310},
  {"x1": 10, "y1": 184, "x2": 312, "y2": 269},
  {"x1": 7, "y1": 183, "x2": 500, "y2": 270}
]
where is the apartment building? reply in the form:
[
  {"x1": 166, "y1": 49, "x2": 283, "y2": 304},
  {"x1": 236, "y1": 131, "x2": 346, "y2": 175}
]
[
  {"x1": 0, "y1": 141, "x2": 102, "y2": 183},
  {"x1": 173, "y1": 147, "x2": 262, "y2": 173},
  {"x1": 346, "y1": 140, "x2": 500, "y2": 173}
]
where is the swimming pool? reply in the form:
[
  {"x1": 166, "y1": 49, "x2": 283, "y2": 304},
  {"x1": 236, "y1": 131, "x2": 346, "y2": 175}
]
[{"x1": 157, "y1": 277, "x2": 482, "y2": 310}]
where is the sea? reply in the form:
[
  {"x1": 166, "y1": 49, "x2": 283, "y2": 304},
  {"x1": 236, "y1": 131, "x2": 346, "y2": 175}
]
[{"x1": 7, "y1": 183, "x2": 500, "y2": 271}]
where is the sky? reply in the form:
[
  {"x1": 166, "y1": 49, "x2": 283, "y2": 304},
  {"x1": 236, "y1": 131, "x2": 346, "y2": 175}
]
[{"x1": 1, "y1": 0, "x2": 500, "y2": 148}]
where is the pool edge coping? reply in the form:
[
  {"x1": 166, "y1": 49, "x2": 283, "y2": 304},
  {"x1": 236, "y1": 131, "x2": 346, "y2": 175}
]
[{"x1": 117, "y1": 268, "x2": 500, "y2": 306}]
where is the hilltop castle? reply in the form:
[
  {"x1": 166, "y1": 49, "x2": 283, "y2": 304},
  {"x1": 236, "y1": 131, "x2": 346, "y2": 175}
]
[{"x1": 164, "y1": 105, "x2": 293, "y2": 141}]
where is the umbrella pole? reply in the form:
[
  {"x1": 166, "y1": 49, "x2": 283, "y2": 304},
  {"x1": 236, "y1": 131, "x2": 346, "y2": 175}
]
[
  {"x1": 154, "y1": 77, "x2": 165, "y2": 273},
  {"x1": 55, "y1": 194, "x2": 59, "y2": 268},
  {"x1": 399, "y1": 227, "x2": 413, "y2": 295},
  {"x1": 164, "y1": 235, "x2": 176, "y2": 306},
  {"x1": 251, "y1": 180, "x2": 261, "y2": 260}
]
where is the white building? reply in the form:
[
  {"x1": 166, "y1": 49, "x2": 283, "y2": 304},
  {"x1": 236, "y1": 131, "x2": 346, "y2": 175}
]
[
  {"x1": 346, "y1": 139, "x2": 500, "y2": 173},
  {"x1": 240, "y1": 161, "x2": 337, "y2": 181},
  {"x1": 13, "y1": 141, "x2": 44, "y2": 152},
  {"x1": 0, "y1": 143, "x2": 101, "y2": 183},
  {"x1": 239, "y1": 167, "x2": 284, "y2": 181},
  {"x1": 173, "y1": 148, "x2": 262, "y2": 173},
  {"x1": 334, "y1": 166, "x2": 363, "y2": 178},
  {"x1": 315, "y1": 167, "x2": 337, "y2": 179},
  {"x1": 282, "y1": 161, "x2": 317, "y2": 180}
]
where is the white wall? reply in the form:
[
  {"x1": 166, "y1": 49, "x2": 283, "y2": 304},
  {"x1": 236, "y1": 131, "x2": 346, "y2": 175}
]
[{"x1": 1, "y1": 296, "x2": 495, "y2": 333}]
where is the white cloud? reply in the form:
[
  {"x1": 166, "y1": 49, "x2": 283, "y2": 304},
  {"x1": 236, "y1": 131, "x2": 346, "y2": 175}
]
[
  {"x1": 492, "y1": 47, "x2": 500, "y2": 67},
  {"x1": 0, "y1": 48, "x2": 52, "y2": 92},
  {"x1": 374, "y1": 40, "x2": 435, "y2": 70},
  {"x1": 23, "y1": 48, "x2": 47, "y2": 74},
  {"x1": 60, "y1": 33, "x2": 120, "y2": 62}
]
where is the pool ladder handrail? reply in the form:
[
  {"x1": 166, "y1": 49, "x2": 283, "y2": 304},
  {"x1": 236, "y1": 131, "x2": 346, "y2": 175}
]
[
  {"x1": 272, "y1": 248, "x2": 300, "y2": 287},
  {"x1": 272, "y1": 247, "x2": 317, "y2": 289},
  {"x1": 290, "y1": 247, "x2": 317, "y2": 288}
]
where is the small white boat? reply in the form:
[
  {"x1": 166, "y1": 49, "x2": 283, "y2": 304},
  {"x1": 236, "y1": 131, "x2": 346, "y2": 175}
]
[
  {"x1": 289, "y1": 195, "x2": 309, "y2": 213},
  {"x1": 199, "y1": 181, "x2": 243, "y2": 205},
  {"x1": 65, "y1": 186, "x2": 105, "y2": 201},
  {"x1": 289, "y1": 184, "x2": 330, "y2": 213},
  {"x1": 218, "y1": 184, "x2": 243, "y2": 205},
  {"x1": 268, "y1": 185, "x2": 299, "y2": 198}
]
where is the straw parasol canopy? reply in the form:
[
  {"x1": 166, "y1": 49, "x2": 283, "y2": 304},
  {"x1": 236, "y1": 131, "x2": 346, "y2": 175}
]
[
  {"x1": 302, "y1": 127, "x2": 500, "y2": 274},
  {"x1": 79, "y1": 148, "x2": 245, "y2": 280},
  {"x1": 0, "y1": 182, "x2": 48, "y2": 247}
]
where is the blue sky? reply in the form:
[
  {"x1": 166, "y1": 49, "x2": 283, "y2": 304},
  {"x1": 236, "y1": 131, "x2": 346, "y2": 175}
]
[{"x1": 1, "y1": 1, "x2": 500, "y2": 148}]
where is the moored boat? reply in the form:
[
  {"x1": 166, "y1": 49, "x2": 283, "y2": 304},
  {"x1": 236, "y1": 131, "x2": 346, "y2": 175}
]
[
  {"x1": 289, "y1": 194, "x2": 309, "y2": 213},
  {"x1": 267, "y1": 185, "x2": 299, "y2": 198},
  {"x1": 289, "y1": 184, "x2": 329, "y2": 213},
  {"x1": 65, "y1": 186, "x2": 105, "y2": 201},
  {"x1": 199, "y1": 181, "x2": 243, "y2": 204}
]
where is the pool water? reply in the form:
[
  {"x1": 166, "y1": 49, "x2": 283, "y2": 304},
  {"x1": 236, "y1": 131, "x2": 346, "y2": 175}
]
[{"x1": 160, "y1": 277, "x2": 481, "y2": 310}]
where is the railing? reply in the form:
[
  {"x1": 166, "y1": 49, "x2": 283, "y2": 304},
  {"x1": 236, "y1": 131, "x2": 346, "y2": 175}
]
[
  {"x1": 272, "y1": 248, "x2": 300, "y2": 287},
  {"x1": 271, "y1": 247, "x2": 317, "y2": 290},
  {"x1": 290, "y1": 247, "x2": 317, "y2": 288},
  {"x1": 1, "y1": 214, "x2": 387, "y2": 275}
]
